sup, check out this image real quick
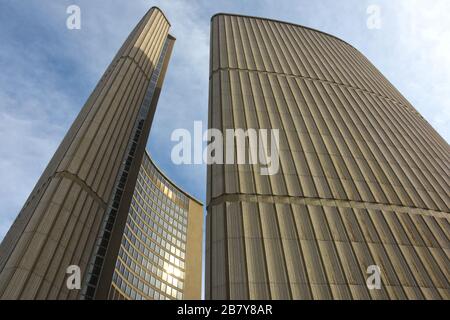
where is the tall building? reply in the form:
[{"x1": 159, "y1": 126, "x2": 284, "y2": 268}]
[
  {"x1": 0, "y1": 7, "x2": 203, "y2": 300},
  {"x1": 206, "y1": 13, "x2": 449, "y2": 299}
]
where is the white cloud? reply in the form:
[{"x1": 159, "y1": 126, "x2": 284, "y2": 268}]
[{"x1": 394, "y1": 0, "x2": 450, "y2": 142}]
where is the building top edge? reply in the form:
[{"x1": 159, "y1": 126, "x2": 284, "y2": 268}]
[
  {"x1": 148, "y1": 6, "x2": 171, "y2": 27},
  {"x1": 211, "y1": 12, "x2": 356, "y2": 50},
  {"x1": 144, "y1": 149, "x2": 204, "y2": 207}
]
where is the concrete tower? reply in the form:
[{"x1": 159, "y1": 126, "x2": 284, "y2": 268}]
[
  {"x1": 0, "y1": 7, "x2": 203, "y2": 300},
  {"x1": 206, "y1": 13, "x2": 449, "y2": 300}
]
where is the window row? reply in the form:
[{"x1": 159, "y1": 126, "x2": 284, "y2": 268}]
[
  {"x1": 131, "y1": 191, "x2": 187, "y2": 241},
  {"x1": 124, "y1": 222, "x2": 186, "y2": 271},
  {"x1": 129, "y1": 205, "x2": 187, "y2": 255},
  {"x1": 113, "y1": 267, "x2": 182, "y2": 300},
  {"x1": 141, "y1": 157, "x2": 190, "y2": 208},
  {"x1": 136, "y1": 175, "x2": 189, "y2": 227},
  {"x1": 117, "y1": 245, "x2": 184, "y2": 289}
]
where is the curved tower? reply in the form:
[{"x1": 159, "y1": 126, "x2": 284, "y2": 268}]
[
  {"x1": 0, "y1": 7, "x2": 203, "y2": 300},
  {"x1": 206, "y1": 13, "x2": 449, "y2": 299}
]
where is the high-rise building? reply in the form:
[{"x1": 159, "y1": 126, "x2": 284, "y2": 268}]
[
  {"x1": 206, "y1": 13, "x2": 449, "y2": 299},
  {"x1": 0, "y1": 7, "x2": 203, "y2": 300}
]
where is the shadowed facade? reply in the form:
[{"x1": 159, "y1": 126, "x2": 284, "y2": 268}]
[{"x1": 206, "y1": 13, "x2": 449, "y2": 300}]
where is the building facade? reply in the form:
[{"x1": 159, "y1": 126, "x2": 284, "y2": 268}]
[
  {"x1": 108, "y1": 152, "x2": 202, "y2": 300},
  {"x1": 206, "y1": 14, "x2": 450, "y2": 299},
  {"x1": 0, "y1": 7, "x2": 203, "y2": 300}
]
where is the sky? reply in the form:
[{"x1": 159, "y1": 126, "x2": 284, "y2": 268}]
[{"x1": 0, "y1": 0, "x2": 449, "y2": 254}]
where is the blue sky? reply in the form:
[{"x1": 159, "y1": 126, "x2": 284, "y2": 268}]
[{"x1": 0, "y1": 0, "x2": 449, "y2": 244}]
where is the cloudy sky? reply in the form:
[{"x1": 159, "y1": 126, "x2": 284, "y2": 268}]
[{"x1": 0, "y1": 0, "x2": 449, "y2": 244}]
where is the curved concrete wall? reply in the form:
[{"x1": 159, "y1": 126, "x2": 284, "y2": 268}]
[{"x1": 206, "y1": 13, "x2": 449, "y2": 300}]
